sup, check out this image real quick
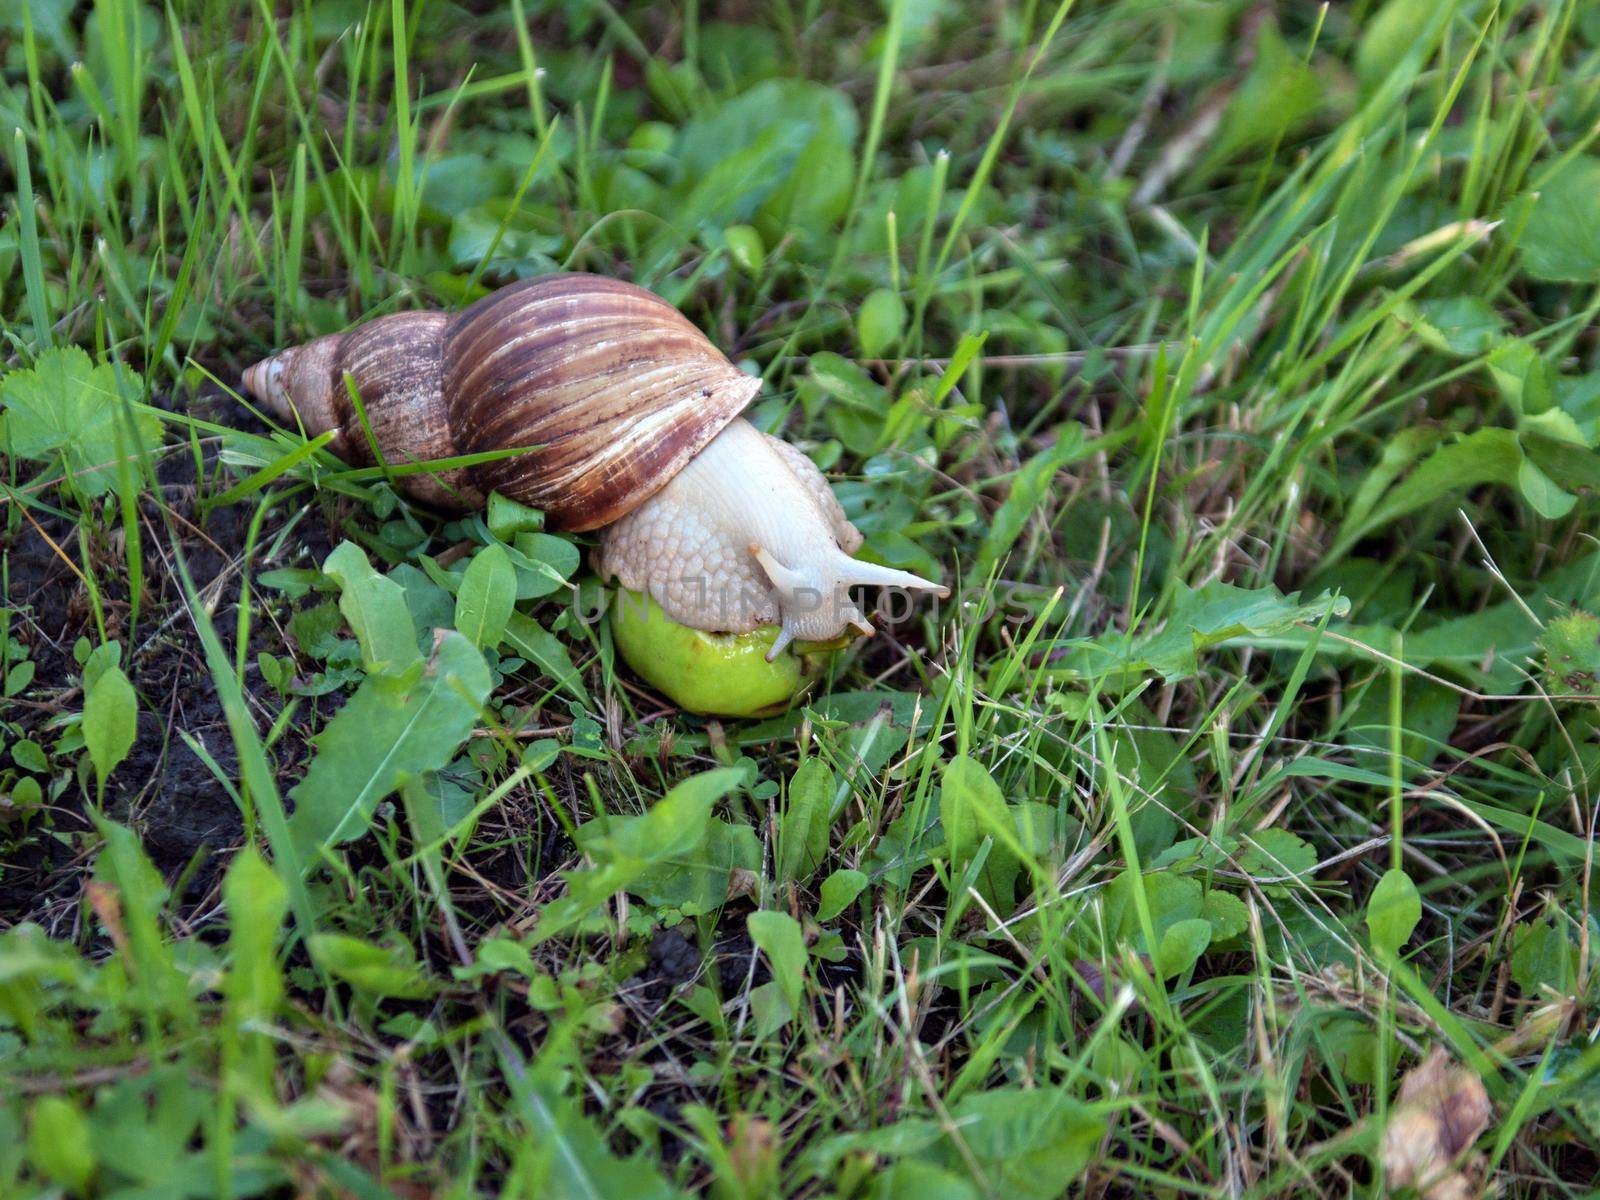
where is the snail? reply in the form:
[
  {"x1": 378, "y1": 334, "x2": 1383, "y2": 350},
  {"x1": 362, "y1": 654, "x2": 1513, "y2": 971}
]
[{"x1": 242, "y1": 273, "x2": 946, "y2": 714}]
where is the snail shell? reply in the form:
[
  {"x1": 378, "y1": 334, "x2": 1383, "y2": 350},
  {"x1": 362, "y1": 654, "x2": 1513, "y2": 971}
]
[
  {"x1": 244, "y1": 273, "x2": 945, "y2": 651},
  {"x1": 244, "y1": 274, "x2": 759, "y2": 528}
]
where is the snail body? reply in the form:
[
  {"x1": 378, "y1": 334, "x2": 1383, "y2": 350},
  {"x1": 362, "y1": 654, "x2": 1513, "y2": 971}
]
[
  {"x1": 244, "y1": 274, "x2": 944, "y2": 661},
  {"x1": 597, "y1": 417, "x2": 943, "y2": 657}
]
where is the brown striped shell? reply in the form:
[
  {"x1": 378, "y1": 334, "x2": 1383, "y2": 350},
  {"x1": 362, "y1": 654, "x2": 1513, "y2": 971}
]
[{"x1": 242, "y1": 274, "x2": 760, "y2": 529}]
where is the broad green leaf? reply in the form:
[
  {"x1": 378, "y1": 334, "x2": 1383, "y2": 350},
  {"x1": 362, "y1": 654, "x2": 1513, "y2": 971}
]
[
  {"x1": 1067, "y1": 583, "x2": 1349, "y2": 684},
  {"x1": 1333, "y1": 428, "x2": 1523, "y2": 558},
  {"x1": 746, "y1": 979, "x2": 791, "y2": 1040},
  {"x1": 811, "y1": 350, "x2": 892, "y2": 455},
  {"x1": 600, "y1": 771, "x2": 745, "y2": 867},
  {"x1": 817, "y1": 868, "x2": 868, "y2": 922},
  {"x1": 680, "y1": 79, "x2": 856, "y2": 174},
  {"x1": 309, "y1": 933, "x2": 437, "y2": 999},
  {"x1": 223, "y1": 848, "x2": 286, "y2": 1022},
  {"x1": 1356, "y1": 0, "x2": 1448, "y2": 88},
  {"x1": 1334, "y1": 600, "x2": 1540, "y2": 694},
  {"x1": 486, "y1": 491, "x2": 545, "y2": 539},
  {"x1": 1516, "y1": 457, "x2": 1576, "y2": 519},
  {"x1": 80, "y1": 641, "x2": 122, "y2": 690},
  {"x1": 223, "y1": 848, "x2": 287, "y2": 1092},
  {"x1": 1522, "y1": 431, "x2": 1600, "y2": 493},
  {"x1": 808, "y1": 351, "x2": 888, "y2": 411},
  {"x1": 1521, "y1": 158, "x2": 1600, "y2": 283},
  {"x1": 502, "y1": 611, "x2": 591, "y2": 705},
  {"x1": 1557, "y1": 370, "x2": 1600, "y2": 444},
  {"x1": 454, "y1": 936, "x2": 538, "y2": 982},
  {"x1": 1510, "y1": 919, "x2": 1572, "y2": 996},
  {"x1": 657, "y1": 127, "x2": 790, "y2": 262},
  {"x1": 258, "y1": 648, "x2": 291, "y2": 695},
  {"x1": 1341, "y1": 680, "x2": 1461, "y2": 782},
  {"x1": 1402, "y1": 295, "x2": 1506, "y2": 357},
  {"x1": 871, "y1": 1160, "x2": 979, "y2": 1200},
  {"x1": 1319, "y1": 1016, "x2": 1387, "y2": 1086},
  {"x1": 455, "y1": 542, "x2": 516, "y2": 648},
  {"x1": 800, "y1": 1119, "x2": 944, "y2": 1180},
  {"x1": 83, "y1": 663, "x2": 136, "y2": 785},
  {"x1": 79, "y1": 1069, "x2": 210, "y2": 1190},
  {"x1": 677, "y1": 80, "x2": 857, "y2": 242},
  {"x1": 288, "y1": 631, "x2": 491, "y2": 861},
  {"x1": 12, "y1": 739, "x2": 48, "y2": 773},
  {"x1": 447, "y1": 194, "x2": 564, "y2": 274},
  {"x1": 391, "y1": 563, "x2": 456, "y2": 652},
  {"x1": 930, "y1": 332, "x2": 987, "y2": 409},
  {"x1": 1158, "y1": 585, "x2": 1348, "y2": 670},
  {"x1": 939, "y1": 755, "x2": 1021, "y2": 913},
  {"x1": 1540, "y1": 611, "x2": 1600, "y2": 698},
  {"x1": 9, "y1": 775, "x2": 42, "y2": 814},
  {"x1": 724, "y1": 224, "x2": 765, "y2": 275},
  {"x1": 779, "y1": 757, "x2": 835, "y2": 883},
  {"x1": 1330, "y1": 545, "x2": 1600, "y2": 693},
  {"x1": 497, "y1": 1046, "x2": 685, "y2": 1200},
  {"x1": 27, "y1": 1096, "x2": 95, "y2": 1194},
  {"x1": 748, "y1": 909, "x2": 806, "y2": 1011},
  {"x1": 1340, "y1": 426, "x2": 1439, "y2": 536},
  {"x1": 857, "y1": 288, "x2": 906, "y2": 358},
  {"x1": 1366, "y1": 868, "x2": 1421, "y2": 956},
  {"x1": 0, "y1": 347, "x2": 159, "y2": 496},
  {"x1": 289, "y1": 601, "x2": 345, "y2": 660},
  {"x1": 834, "y1": 700, "x2": 915, "y2": 778},
  {"x1": 1201, "y1": 889, "x2": 1250, "y2": 941},
  {"x1": 0, "y1": 922, "x2": 92, "y2": 1001},
  {"x1": 534, "y1": 767, "x2": 748, "y2": 942},
  {"x1": 1103, "y1": 869, "x2": 1203, "y2": 950},
  {"x1": 1488, "y1": 338, "x2": 1553, "y2": 418},
  {"x1": 1209, "y1": 22, "x2": 1319, "y2": 164},
  {"x1": 255, "y1": 566, "x2": 328, "y2": 599},
  {"x1": 323, "y1": 541, "x2": 419, "y2": 671},
  {"x1": 1238, "y1": 829, "x2": 1317, "y2": 881},
  {"x1": 1156, "y1": 917, "x2": 1212, "y2": 979},
  {"x1": 418, "y1": 151, "x2": 515, "y2": 216},
  {"x1": 759, "y1": 121, "x2": 855, "y2": 238},
  {"x1": 609, "y1": 817, "x2": 760, "y2": 914},
  {"x1": 401, "y1": 769, "x2": 476, "y2": 847},
  {"x1": 93, "y1": 820, "x2": 183, "y2": 1013},
  {"x1": 937, "y1": 1087, "x2": 1105, "y2": 1200},
  {"x1": 507, "y1": 531, "x2": 580, "y2": 599},
  {"x1": 5, "y1": 658, "x2": 35, "y2": 696}
]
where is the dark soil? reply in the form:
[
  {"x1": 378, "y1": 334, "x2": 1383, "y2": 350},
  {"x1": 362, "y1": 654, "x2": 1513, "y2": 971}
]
[
  {"x1": 1, "y1": 387, "x2": 341, "y2": 924},
  {"x1": 2, "y1": 382, "x2": 581, "y2": 933},
  {"x1": 645, "y1": 927, "x2": 702, "y2": 992}
]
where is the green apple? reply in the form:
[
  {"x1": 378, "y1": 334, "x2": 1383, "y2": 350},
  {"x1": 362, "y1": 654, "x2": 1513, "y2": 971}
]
[{"x1": 610, "y1": 589, "x2": 843, "y2": 717}]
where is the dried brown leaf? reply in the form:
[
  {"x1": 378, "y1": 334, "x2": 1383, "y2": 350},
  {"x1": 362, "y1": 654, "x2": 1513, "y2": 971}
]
[{"x1": 1381, "y1": 1048, "x2": 1492, "y2": 1200}]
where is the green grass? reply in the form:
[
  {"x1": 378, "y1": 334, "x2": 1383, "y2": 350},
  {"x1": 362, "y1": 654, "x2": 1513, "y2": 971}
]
[{"x1": 4, "y1": 0, "x2": 1600, "y2": 1195}]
